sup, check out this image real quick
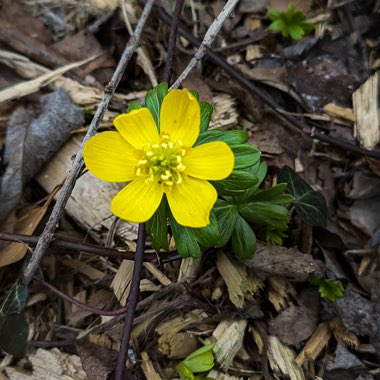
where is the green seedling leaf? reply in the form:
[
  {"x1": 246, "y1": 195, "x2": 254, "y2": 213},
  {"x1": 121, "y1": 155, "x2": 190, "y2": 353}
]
[
  {"x1": 195, "y1": 130, "x2": 248, "y2": 146},
  {"x1": 214, "y1": 199, "x2": 239, "y2": 247},
  {"x1": 145, "y1": 82, "x2": 168, "y2": 129},
  {"x1": 231, "y1": 215, "x2": 257, "y2": 259},
  {"x1": 309, "y1": 275, "x2": 344, "y2": 301},
  {"x1": 200, "y1": 102, "x2": 213, "y2": 132},
  {"x1": 146, "y1": 197, "x2": 169, "y2": 252},
  {"x1": 278, "y1": 166, "x2": 328, "y2": 226},
  {"x1": 211, "y1": 170, "x2": 258, "y2": 196},
  {"x1": 126, "y1": 100, "x2": 142, "y2": 113},
  {"x1": 231, "y1": 144, "x2": 261, "y2": 169},
  {"x1": 268, "y1": 5, "x2": 314, "y2": 41},
  {"x1": 183, "y1": 343, "x2": 215, "y2": 372},
  {"x1": 0, "y1": 312, "x2": 28, "y2": 358}
]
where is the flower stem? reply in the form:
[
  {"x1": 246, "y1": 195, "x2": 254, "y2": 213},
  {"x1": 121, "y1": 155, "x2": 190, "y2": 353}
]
[{"x1": 115, "y1": 223, "x2": 145, "y2": 380}]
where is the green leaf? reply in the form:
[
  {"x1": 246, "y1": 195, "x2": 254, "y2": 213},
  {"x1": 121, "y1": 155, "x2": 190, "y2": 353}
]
[
  {"x1": 170, "y1": 215, "x2": 201, "y2": 259},
  {"x1": 231, "y1": 215, "x2": 257, "y2": 259},
  {"x1": 195, "y1": 130, "x2": 248, "y2": 146},
  {"x1": 309, "y1": 275, "x2": 344, "y2": 301},
  {"x1": 190, "y1": 90, "x2": 199, "y2": 101},
  {"x1": 278, "y1": 166, "x2": 328, "y2": 226},
  {"x1": 231, "y1": 144, "x2": 261, "y2": 169},
  {"x1": 268, "y1": 5, "x2": 314, "y2": 41},
  {"x1": 191, "y1": 212, "x2": 221, "y2": 247},
  {"x1": 235, "y1": 161, "x2": 268, "y2": 203},
  {"x1": 183, "y1": 344, "x2": 215, "y2": 372},
  {"x1": 238, "y1": 202, "x2": 289, "y2": 229},
  {"x1": 0, "y1": 312, "x2": 28, "y2": 358},
  {"x1": 145, "y1": 197, "x2": 169, "y2": 252},
  {"x1": 145, "y1": 82, "x2": 168, "y2": 130},
  {"x1": 0, "y1": 281, "x2": 28, "y2": 317},
  {"x1": 126, "y1": 100, "x2": 142, "y2": 113},
  {"x1": 200, "y1": 102, "x2": 213, "y2": 132},
  {"x1": 248, "y1": 184, "x2": 294, "y2": 205},
  {"x1": 211, "y1": 170, "x2": 258, "y2": 196},
  {"x1": 214, "y1": 200, "x2": 239, "y2": 247}
]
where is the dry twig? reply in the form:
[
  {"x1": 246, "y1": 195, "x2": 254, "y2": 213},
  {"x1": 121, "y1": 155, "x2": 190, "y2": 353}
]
[{"x1": 22, "y1": 0, "x2": 156, "y2": 287}]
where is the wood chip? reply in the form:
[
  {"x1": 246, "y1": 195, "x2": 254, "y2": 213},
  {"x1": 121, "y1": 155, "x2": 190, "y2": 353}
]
[
  {"x1": 323, "y1": 103, "x2": 355, "y2": 123},
  {"x1": 295, "y1": 322, "x2": 332, "y2": 366},
  {"x1": 353, "y1": 72, "x2": 380, "y2": 149},
  {"x1": 267, "y1": 335, "x2": 305, "y2": 380},
  {"x1": 141, "y1": 352, "x2": 162, "y2": 380},
  {"x1": 111, "y1": 260, "x2": 134, "y2": 305},
  {"x1": 158, "y1": 332, "x2": 199, "y2": 358},
  {"x1": 155, "y1": 309, "x2": 206, "y2": 335},
  {"x1": 143, "y1": 262, "x2": 172, "y2": 286},
  {"x1": 212, "y1": 319, "x2": 247, "y2": 371}
]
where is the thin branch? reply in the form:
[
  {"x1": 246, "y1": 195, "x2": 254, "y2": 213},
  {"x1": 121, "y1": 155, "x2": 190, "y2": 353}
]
[
  {"x1": 22, "y1": 0, "x2": 156, "y2": 287},
  {"x1": 170, "y1": 0, "x2": 240, "y2": 89},
  {"x1": 34, "y1": 276, "x2": 128, "y2": 316},
  {"x1": 115, "y1": 224, "x2": 145, "y2": 380},
  {"x1": 35, "y1": 275, "x2": 182, "y2": 317},
  {"x1": 0, "y1": 232, "x2": 180, "y2": 263},
  {"x1": 162, "y1": 0, "x2": 185, "y2": 83},
  {"x1": 121, "y1": 0, "x2": 158, "y2": 86},
  {"x1": 153, "y1": 2, "x2": 380, "y2": 160}
]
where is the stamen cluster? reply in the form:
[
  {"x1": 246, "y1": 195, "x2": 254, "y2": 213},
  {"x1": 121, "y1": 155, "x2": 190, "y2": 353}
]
[{"x1": 136, "y1": 134, "x2": 186, "y2": 189}]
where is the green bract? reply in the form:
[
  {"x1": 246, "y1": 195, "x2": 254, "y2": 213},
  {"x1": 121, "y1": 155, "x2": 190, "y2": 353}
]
[{"x1": 268, "y1": 5, "x2": 314, "y2": 41}]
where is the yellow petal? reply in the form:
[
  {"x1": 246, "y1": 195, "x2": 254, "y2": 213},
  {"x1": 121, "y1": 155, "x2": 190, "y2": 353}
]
[
  {"x1": 160, "y1": 89, "x2": 200, "y2": 146},
  {"x1": 111, "y1": 177, "x2": 163, "y2": 223},
  {"x1": 166, "y1": 177, "x2": 217, "y2": 227},
  {"x1": 83, "y1": 131, "x2": 140, "y2": 182},
  {"x1": 183, "y1": 141, "x2": 234, "y2": 180},
  {"x1": 113, "y1": 108, "x2": 159, "y2": 149}
]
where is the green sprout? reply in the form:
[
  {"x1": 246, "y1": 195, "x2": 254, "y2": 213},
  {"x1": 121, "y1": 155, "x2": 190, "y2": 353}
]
[
  {"x1": 176, "y1": 343, "x2": 215, "y2": 380},
  {"x1": 268, "y1": 5, "x2": 314, "y2": 41},
  {"x1": 309, "y1": 275, "x2": 344, "y2": 301}
]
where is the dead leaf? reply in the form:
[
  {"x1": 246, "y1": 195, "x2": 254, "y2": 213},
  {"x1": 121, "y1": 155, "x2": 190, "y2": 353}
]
[
  {"x1": 76, "y1": 341, "x2": 118, "y2": 380},
  {"x1": 268, "y1": 304, "x2": 318, "y2": 345},
  {"x1": 0, "y1": 186, "x2": 59, "y2": 267}
]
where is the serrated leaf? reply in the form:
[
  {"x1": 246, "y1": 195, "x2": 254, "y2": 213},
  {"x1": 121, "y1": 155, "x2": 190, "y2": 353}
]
[
  {"x1": 211, "y1": 170, "x2": 258, "y2": 196},
  {"x1": 145, "y1": 82, "x2": 168, "y2": 130},
  {"x1": 309, "y1": 276, "x2": 344, "y2": 301},
  {"x1": 278, "y1": 166, "x2": 328, "y2": 226},
  {"x1": 231, "y1": 144, "x2": 261, "y2": 169},
  {"x1": 231, "y1": 215, "x2": 256, "y2": 259},
  {"x1": 195, "y1": 130, "x2": 248, "y2": 146},
  {"x1": 200, "y1": 102, "x2": 213, "y2": 132},
  {"x1": 191, "y1": 212, "x2": 221, "y2": 247},
  {"x1": 213, "y1": 200, "x2": 239, "y2": 247},
  {"x1": 0, "y1": 313, "x2": 28, "y2": 358},
  {"x1": 145, "y1": 197, "x2": 169, "y2": 252},
  {"x1": 170, "y1": 215, "x2": 200, "y2": 259},
  {"x1": 126, "y1": 100, "x2": 142, "y2": 113}
]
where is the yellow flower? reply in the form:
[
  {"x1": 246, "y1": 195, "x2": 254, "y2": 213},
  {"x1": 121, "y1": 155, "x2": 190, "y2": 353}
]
[{"x1": 83, "y1": 89, "x2": 234, "y2": 227}]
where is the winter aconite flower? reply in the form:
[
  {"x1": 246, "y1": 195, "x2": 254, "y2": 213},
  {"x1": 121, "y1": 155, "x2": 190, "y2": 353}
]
[{"x1": 83, "y1": 89, "x2": 234, "y2": 227}]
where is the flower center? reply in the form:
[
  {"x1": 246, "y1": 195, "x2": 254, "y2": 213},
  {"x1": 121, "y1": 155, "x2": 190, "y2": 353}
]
[{"x1": 136, "y1": 134, "x2": 186, "y2": 188}]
